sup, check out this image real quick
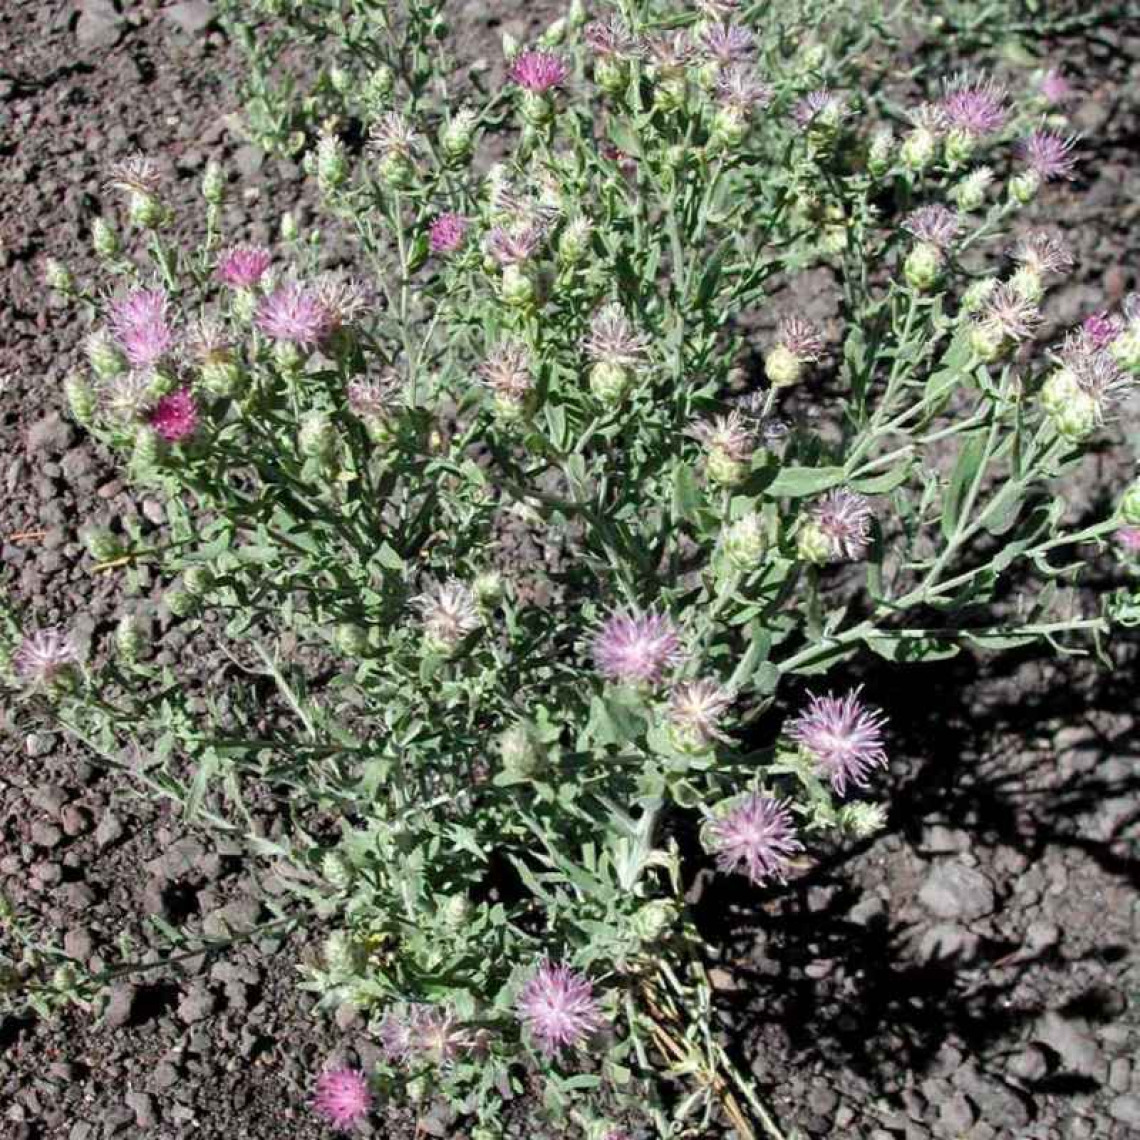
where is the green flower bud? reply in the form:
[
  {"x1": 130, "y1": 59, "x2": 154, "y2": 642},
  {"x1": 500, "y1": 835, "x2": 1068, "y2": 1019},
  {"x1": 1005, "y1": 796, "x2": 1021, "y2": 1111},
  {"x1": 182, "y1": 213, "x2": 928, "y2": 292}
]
[
  {"x1": 722, "y1": 513, "x2": 767, "y2": 571},
  {"x1": 165, "y1": 589, "x2": 197, "y2": 619},
  {"x1": 567, "y1": 0, "x2": 587, "y2": 29},
  {"x1": 1109, "y1": 328, "x2": 1140, "y2": 375},
  {"x1": 299, "y1": 412, "x2": 337, "y2": 463},
  {"x1": 280, "y1": 212, "x2": 300, "y2": 244},
  {"x1": 500, "y1": 264, "x2": 535, "y2": 309},
  {"x1": 968, "y1": 321, "x2": 1009, "y2": 364},
  {"x1": 379, "y1": 150, "x2": 415, "y2": 189},
  {"x1": 1040, "y1": 368, "x2": 1081, "y2": 416},
  {"x1": 796, "y1": 519, "x2": 831, "y2": 565},
  {"x1": 711, "y1": 105, "x2": 748, "y2": 149},
  {"x1": 43, "y1": 258, "x2": 74, "y2": 296},
  {"x1": 594, "y1": 56, "x2": 628, "y2": 95},
  {"x1": 557, "y1": 217, "x2": 592, "y2": 266},
  {"x1": 273, "y1": 339, "x2": 303, "y2": 374},
  {"x1": 588, "y1": 360, "x2": 630, "y2": 405},
  {"x1": 838, "y1": 801, "x2": 888, "y2": 839},
  {"x1": 201, "y1": 159, "x2": 226, "y2": 205},
  {"x1": 764, "y1": 344, "x2": 804, "y2": 388},
  {"x1": 200, "y1": 357, "x2": 244, "y2": 399},
  {"x1": 520, "y1": 90, "x2": 554, "y2": 127},
  {"x1": 904, "y1": 243, "x2": 943, "y2": 293},
  {"x1": 1120, "y1": 479, "x2": 1140, "y2": 525},
  {"x1": 131, "y1": 425, "x2": 161, "y2": 475},
  {"x1": 91, "y1": 217, "x2": 121, "y2": 260},
  {"x1": 440, "y1": 109, "x2": 477, "y2": 162},
  {"x1": 653, "y1": 75, "x2": 687, "y2": 114},
  {"x1": 499, "y1": 722, "x2": 544, "y2": 779},
  {"x1": 867, "y1": 129, "x2": 894, "y2": 177},
  {"x1": 501, "y1": 31, "x2": 520, "y2": 61},
  {"x1": 1050, "y1": 389, "x2": 1099, "y2": 441},
  {"x1": 64, "y1": 374, "x2": 98, "y2": 427},
  {"x1": 115, "y1": 613, "x2": 146, "y2": 663},
  {"x1": 316, "y1": 132, "x2": 348, "y2": 193},
  {"x1": 84, "y1": 528, "x2": 122, "y2": 562},
  {"x1": 1010, "y1": 266, "x2": 1044, "y2": 305},
  {"x1": 128, "y1": 192, "x2": 166, "y2": 230},
  {"x1": 328, "y1": 65, "x2": 351, "y2": 95},
  {"x1": 365, "y1": 65, "x2": 394, "y2": 105},
  {"x1": 334, "y1": 622, "x2": 369, "y2": 658},
  {"x1": 961, "y1": 276, "x2": 998, "y2": 314},
  {"x1": 473, "y1": 570, "x2": 504, "y2": 606},
  {"x1": 706, "y1": 447, "x2": 748, "y2": 488},
  {"x1": 1009, "y1": 170, "x2": 1040, "y2": 205},
  {"x1": 539, "y1": 17, "x2": 566, "y2": 47},
  {"x1": 943, "y1": 127, "x2": 975, "y2": 167},
  {"x1": 438, "y1": 894, "x2": 473, "y2": 930},
  {"x1": 322, "y1": 850, "x2": 355, "y2": 890},
  {"x1": 323, "y1": 930, "x2": 362, "y2": 975},
  {"x1": 900, "y1": 128, "x2": 937, "y2": 173},
  {"x1": 632, "y1": 899, "x2": 678, "y2": 943},
  {"x1": 951, "y1": 167, "x2": 993, "y2": 212}
]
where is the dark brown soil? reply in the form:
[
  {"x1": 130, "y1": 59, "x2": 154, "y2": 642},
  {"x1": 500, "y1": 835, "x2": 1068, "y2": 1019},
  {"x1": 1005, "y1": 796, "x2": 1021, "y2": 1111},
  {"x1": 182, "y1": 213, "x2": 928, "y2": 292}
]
[{"x1": 1, "y1": 3, "x2": 1138, "y2": 1139}]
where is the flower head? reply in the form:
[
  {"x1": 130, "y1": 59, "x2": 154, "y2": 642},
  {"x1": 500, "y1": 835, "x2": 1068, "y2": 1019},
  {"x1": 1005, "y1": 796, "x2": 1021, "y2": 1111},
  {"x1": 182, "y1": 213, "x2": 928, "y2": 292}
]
[
  {"x1": 584, "y1": 304, "x2": 650, "y2": 369},
  {"x1": 1040, "y1": 69, "x2": 1074, "y2": 106},
  {"x1": 256, "y1": 284, "x2": 334, "y2": 346},
  {"x1": 517, "y1": 961, "x2": 604, "y2": 1055},
  {"x1": 378, "y1": 1011, "x2": 415, "y2": 1063},
  {"x1": 792, "y1": 88, "x2": 847, "y2": 129},
  {"x1": 109, "y1": 289, "x2": 175, "y2": 370},
  {"x1": 347, "y1": 374, "x2": 401, "y2": 422},
  {"x1": 371, "y1": 112, "x2": 417, "y2": 157},
  {"x1": 479, "y1": 341, "x2": 533, "y2": 403},
  {"x1": 216, "y1": 245, "x2": 272, "y2": 289},
  {"x1": 1116, "y1": 527, "x2": 1140, "y2": 555},
  {"x1": 312, "y1": 1068, "x2": 372, "y2": 1132},
  {"x1": 707, "y1": 793, "x2": 803, "y2": 885},
  {"x1": 106, "y1": 154, "x2": 161, "y2": 198},
  {"x1": 979, "y1": 281, "x2": 1042, "y2": 341},
  {"x1": 414, "y1": 579, "x2": 481, "y2": 653},
  {"x1": 584, "y1": 16, "x2": 640, "y2": 58},
  {"x1": 787, "y1": 687, "x2": 888, "y2": 796},
  {"x1": 648, "y1": 30, "x2": 697, "y2": 73},
  {"x1": 12, "y1": 629, "x2": 79, "y2": 687},
  {"x1": 716, "y1": 66, "x2": 773, "y2": 112},
  {"x1": 940, "y1": 73, "x2": 1008, "y2": 137},
  {"x1": 411, "y1": 1005, "x2": 467, "y2": 1066},
  {"x1": 690, "y1": 410, "x2": 757, "y2": 463},
  {"x1": 1018, "y1": 128, "x2": 1079, "y2": 181},
  {"x1": 429, "y1": 213, "x2": 468, "y2": 255},
  {"x1": 775, "y1": 315, "x2": 825, "y2": 363},
  {"x1": 809, "y1": 488, "x2": 873, "y2": 561},
  {"x1": 699, "y1": 23, "x2": 754, "y2": 64},
  {"x1": 313, "y1": 274, "x2": 372, "y2": 331},
  {"x1": 907, "y1": 101, "x2": 949, "y2": 134},
  {"x1": 592, "y1": 609, "x2": 682, "y2": 687},
  {"x1": 903, "y1": 204, "x2": 961, "y2": 249},
  {"x1": 1057, "y1": 331, "x2": 1129, "y2": 405},
  {"x1": 149, "y1": 388, "x2": 198, "y2": 443},
  {"x1": 1082, "y1": 311, "x2": 1123, "y2": 350},
  {"x1": 484, "y1": 223, "x2": 543, "y2": 267},
  {"x1": 668, "y1": 679, "x2": 734, "y2": 751},
  {"x1": 509, "y1": 50, "x2": 569, "y2": 94},
  {"x1": 1013, "y1": 231, "x2": 1073, "y2": 278}
]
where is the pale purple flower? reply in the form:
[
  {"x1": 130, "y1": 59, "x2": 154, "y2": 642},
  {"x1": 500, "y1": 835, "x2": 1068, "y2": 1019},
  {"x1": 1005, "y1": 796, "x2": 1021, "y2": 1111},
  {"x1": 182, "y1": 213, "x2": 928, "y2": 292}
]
[
  {"x1": 479, "y1": 341, "x2": 533, "y2": 402},
  {"x1": 689, "y1": 410, "x2": 757, "y2": 462},
  {"x1": 484, "y1": 224, "x2": 543, "y2": 267},
  {"x1": 810, "y1": 488, "x2": 873, "y2": 561},
  {"x1": 940, "y1": 73, "x2": 1008, "y2": 137},
  {"x1": 414, "y1": 579, "x2": 481, "y2": 651},
  {"x1": 903, "y1": 205, "x2": 961, "y2": 249},
  {"x1": 429, "y1": 213, "x2": 467, "y2": 255},
  {"x1": 256, "y1": 284, "x2": 334, "y2": 346},
  {"x1": 648, "y1": 30, "x2": 697, "y2": 72},
  {"x1": 509, "y1": 50, "x2": 569, "y2": 94},
  {"x1": 716, "y1": 67, "x2": 774, "y2": 112},
  {"x1": 1057, "y1": 332, "x2": 1129, "y2": 407},
  {"x1": 377, "y1": 1011, "x2": 415, "y2": 1063},
  {"x1": 1040, "y1": 69, "x2": 1074, "y2": 106},
  {"x1": 313, "y1": 274, "x2": 372, "y2": 331},
  {"x1": 216, "y1": 245, "x2": 272, "y2": 289},
  {"x1": 371, "y1": 112, "x2": 417, "y2": 157},
  {"x1": 907, "y1": 101, "x2": 949, "y2": 134},
  {"x1": 700, "y1": 23, "x2": 754, "y2": 64},
  {"x1": 584, "y1": 304, "x2": 650, "y2": 368},
  {"x1": 707, "y1": 793, "x2": 803, "y2": 885},
  {"x1": 347, "y1": 375, "x2": 400, "y2": 421},
  {"x1": 106, "y1": 154, "x2": 161, "y2": 198},
  {"x1": 592, "y1": 609, "x2": 682, "y2": 687},
  {"x1": 1116, "y1": 527, "x2": 1140, "y2": 554},
  {"x1": 12, "y1": 628, "x2": 78, "y2": 686},
  {"x1": 792, "y1": 88, "x2": 847, "y2": 128},
  {"x1": 411, "y1": 1005, "x2": 467, "y2": 1065},
  {"x1": 186, "y1": 318, "x2": 235, "y2": 368},
  {"x1": 584, "y1": 16, "x2": 640, "y2": 58},
  {"x1": 668, "y1": 679, "x2": 734, "y2": 748},
  {"x1": 1083, "y1": 311, "x2": 1123, "y2": 350},
  {"x1": 517, "y1": 961, "x2": 604, "y2": 1055},
  {"x1": 978, "y1": 281, "x2": 1042, "y2": 341},
  {"x1": 312, "y1": 1068, "x2": 372, "y2": 1131},
  {"x1": 775, "y1": 315, "x2": 825, "y2": 362},
  {"x1": 149, "y1": 388, "x2": 198, "y2": 443},
  {"x1": 787, "y1": 687, "x2": 888, "y2": 796},
  {"x1": 1018, "y1": 128, "x2": 1079, "y2": 181},
  {"x1": 109, "y1": 289, "x2": 175, "y2": 370},
  {"x1": 1013, "y1": 231, "x2": 1074, "y2": 277}
]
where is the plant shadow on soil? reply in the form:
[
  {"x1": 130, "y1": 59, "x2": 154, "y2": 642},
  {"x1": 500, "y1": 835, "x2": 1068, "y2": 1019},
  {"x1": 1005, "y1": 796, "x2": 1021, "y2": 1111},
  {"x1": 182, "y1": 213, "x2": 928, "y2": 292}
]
[{"x1": 683, "y1": 633, "x2": 1139, "y2": 1112}]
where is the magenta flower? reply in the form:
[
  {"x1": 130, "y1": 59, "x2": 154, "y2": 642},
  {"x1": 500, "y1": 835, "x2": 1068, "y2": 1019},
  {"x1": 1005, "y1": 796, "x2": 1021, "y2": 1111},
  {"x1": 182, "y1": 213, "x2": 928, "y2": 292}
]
[
  {"x1": 903, "y1": 204, "x2": 962, "y2": 249},
  {"x1": 787, "y1": 687, "x2": 888, "y2": 796},
  {"x1": 1083, "y1": 311, "x2": 1123, "y2": 349},
  {"x1": 1116, "y1": 527, "x2": 1140, "y2": 555},
  {"x1": 517, "y1": 961, "x2": 604, "y2": 1055},
  {"x1": 592, "y1": 609, "x2": 682, "y2": 687},
  {"x1": 12, "y1": 628, "x2": 78, "y2": 686},
  {"x1": 810, "y1": 488, "x2": 873, "y2": 561},
  {"x1": 216, "y1": 245, "x2": 272, "y2": 289},
  {"x1": 707, "y1": 793, "x2": 803, "y2": 885},
  {"x1": 256, "y1": 284, "x2": 334, "y2": 346},
  {"x1": 1018, "y1": 129, "x2": 1079, "y2": 181},
  {"x1": 940, "y1": 74, "x2": 1008, "y2": 137},
  {"x1": 429, "y1": 213, "x2": 468, "y2": 255},
  {"x1": 509, "y1": 50, "x2": 569, "y2": 94},
  {"x1": 312, "y1": 1068, "x2": 372, "y2": 1132},
  {"x1": 109, "y1": 289, "x2": 174, "y2": 370},
  {"x1": 149, "y1": 388, "x2": 198, "y2": 442}
]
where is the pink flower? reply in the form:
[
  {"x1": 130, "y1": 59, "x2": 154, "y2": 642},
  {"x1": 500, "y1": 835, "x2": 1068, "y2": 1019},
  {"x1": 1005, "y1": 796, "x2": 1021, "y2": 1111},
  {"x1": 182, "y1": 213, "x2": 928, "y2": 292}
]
[
  {"x1": 216, "y1": 245, "x2": 272, "y2": 289},
  {"x1": 149, "y1": 388, "x2": 198, "y2": 442},
  {"x1": 429, "y1": 213, "x2": 468, "y2": 255},
  {"x1": 809, "y1": 488, "x2": 873, "y2": 561},
  {"x1": 109, "y1": 289, "x2": 174, "y2": 370},
  {"x1": 312, "y1": 1068, "x2": 372, "y2": 1132},
  {"x1": 1116, "y1": 527, "x2": 1140, "y2": 554},
  {"x1": 979, "y1": 281, "x2": 1042, "y2": 341},
  {"x1": 707, "y1": 793, "x2": 803, "y2": 885},
  {"x1": 256, "y1": 284, "x2": 334, "y2": 346},
  {"x1": 940, "y1": 74, "x2": 1008, "y2": 137},
  {"x1": 668, "y1": 679, "x2": 734, "y2": 748},
  {"x1": 1040, "y1": 69, "x2": 1074, "y2": 106},
  {"x1": 1083, "y1": 311, "x2": 1122, "y2": 349},
  {"x1": 479, "y1": 341, "x2": 533, "y2": 402},
  {"x1": 12, "y1": 628, "x2": 78, "y2": 686},
  {"x1": 517, "y1": 961, "x2": 604, "y2": 1055},
  {"x1": 592, "y1": 609, "x2": 682, "y2": 687},
  {"x1": 1018, "y1": 129, "x2": 1079, "y2": 181},
  {"x1": 787, "y1": 687, "x2": 888, "y2": 796},
  {"x1": 509, "y1": 50, "x2": 569, "y2": 94}
]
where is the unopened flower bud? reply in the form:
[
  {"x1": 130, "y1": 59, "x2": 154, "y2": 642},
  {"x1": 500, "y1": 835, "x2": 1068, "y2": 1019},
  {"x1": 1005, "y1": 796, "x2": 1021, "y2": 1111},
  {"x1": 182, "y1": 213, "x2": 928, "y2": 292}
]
[
  {"x1": 499, "y1": 721, "x2": 544, "y2": 778},
  {"x1": 900, "y1": 127, "x2": 937, "y2": 172},
  {"x1": 473, "y1": 570, "x2": 504, "y2": 606},
  {"x1": 867, "y1": 128, "x2": 894, "y2": 177},
  {"x1": 115, "y1": 613, "x2": 146, "y2": 662},
  {"x1": 796, "y1": 519, "x2": 832, "y2": 565},
  {"x1": 366, "y1": 64, "x2": 394, "y2": 104},
  {"x1": 299, "y1": 412, "x2": 337, "y2": 463},
  {"x1": 91, "y1": 217, "x2": 121, "y2": 260},
  {"x1": 438, "y1": 894, "x2": 473, "y2": 929},
  {"x1": 595, "y1": 56, "x2": 628, "y2": 95},
  {"x1": 588, "y1": 360, "x2": 630, "y2": 405},
  {"x1": 64, "y1": 374, "x2": 98, "y2": 427},
  {"x1": 273, "y1": 339, "x2": 303, "y2": 374},
  {"x1": 131, "y1": 425, "x2": 161, "y2": 474},
  {"x1": 711, "y1": 105, "x2": 748, "y2": 149},
  {"x1": 540, "y1": 17, "x2": 567, "y2": 47},
  {"x1": 328, "y1": 65, "x2": 351, "y2": 95},
  {"x1": 1109, "y1": 327, "x2": 1140, "y2": 375},
  {"x1": 502, "y1": 32, "x2": 520, "y2": 61},
  {"x1": 317, "y1": 131, "x2": 349, "y2": 193},
  {"x1": 961, "y1": 276, "x2": 997, "y2": 314},
  {"x1": 968, "y1": 322, "x2": 1007, "y2": 364},
  {"x1": 1039, "y1": 368, "x2": 1081, "y2": 417},
  {"x1": 722, "y1": 513, "x2": 767, "y2": 571},
  {"x1": 84, "y1": 528, "x2": 122, "y2": 562},
  {"x1": 838, "y1": 801, "x2": 888, "y2": 839},
  {"x1": 165, "y1": 589, "x2": 197, "y2": 619},
  {"x1": 567, "y1": 0, "x2": 587, "y2": 28},
  {"x1": 1119, "y1": 479, "x2": 1140, "y2": 525},
  {"x1": 904, "y1": 243, "x2": 943, "y2": 293},
  {"x1": 558, "y1": 217, "x2": 592, "y2": 266},
  {"x1": 44, "y1": 258, "x2": 74, "y2": 296},
  {"x1": 440, "y1": 109, "x2": 477, "y2": 162},
  {"x1": 500, "y1": 263, "x2": 535, "y2": 308},
  {"x1": 334, "y1": 622, "x2": 369, "y2": 658},
  {"x1": 943, "y1": 127, "x2": 975, "y2": 167},
  {"x1": 324, "y1": 930, "x2": 361, "y2": 975},
  {"x1": 128, "y1": 192, "x2": 166, "y2": 230},
  {"x1": 322, "y1": 850, "x2": 354, "y2": 890},
  {"x1": 952, "y1": 167, "x2": 993, "y2": 212},
  {"x1": 1009, "y1": 170, "x2": 1040, "y2": 205},
  {"x1": 1050, "y1": 389, "x2": 1099, "y2": 441},
  {"x1": 632, "y1": 899, "x2": 678, "y2": 943},
  {"x1": 280, "y1": 212, "x2": 300, "y2": 243},
  {"x1": 378, "y1": 149, "x2": 414, "y2": 189},
  {"x1": 201, "y1": 159, "x2": 226, "y2": 205}
]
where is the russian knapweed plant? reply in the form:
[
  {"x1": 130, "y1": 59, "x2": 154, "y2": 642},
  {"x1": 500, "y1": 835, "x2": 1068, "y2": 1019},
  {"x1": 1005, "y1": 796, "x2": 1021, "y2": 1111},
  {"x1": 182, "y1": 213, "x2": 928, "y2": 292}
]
[{"x1": 5, "y1": 0, "x2": 1140, "y2": 1136}]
